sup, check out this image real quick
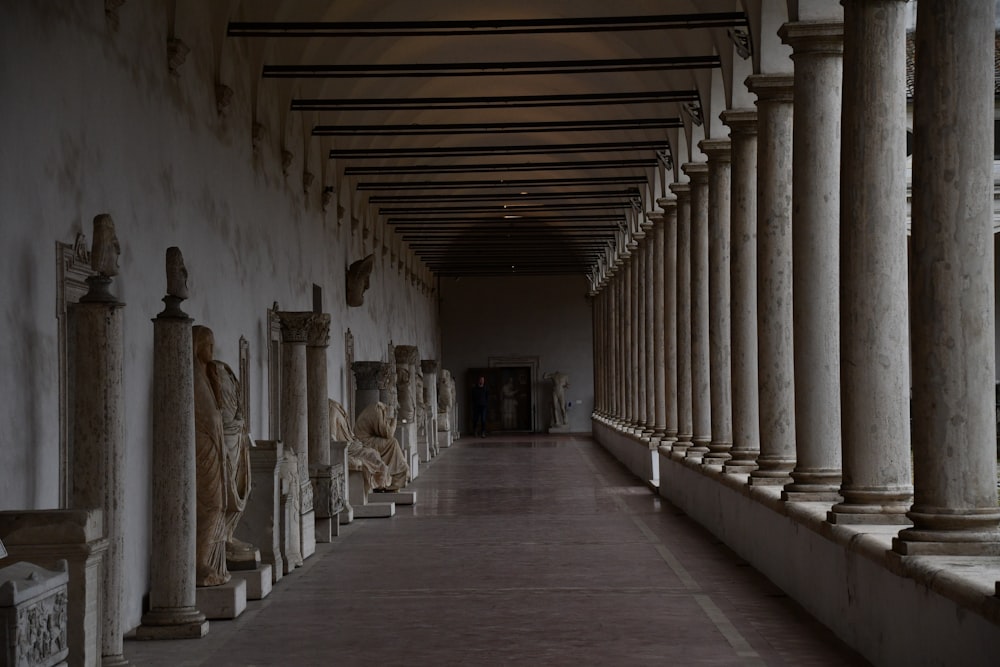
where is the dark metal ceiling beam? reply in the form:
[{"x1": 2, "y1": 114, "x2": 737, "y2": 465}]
[
  {"x1": 379, "y1": 202, "x2": 629, "y2": 214},
  {"x1": 264, "y1": 55, "x2": 720, "y2": 79},
  {"x1": 293, "y1": 90, "x2": 699, "y2": 112},
  {"x1": 330, "y1": 141, "x2": 666, "y2": 159},
  {"x1": 368, "y1": 188, "x2": 639, "y2": 204},
  {"x1": 357, "y1": 176, "x2": 646, "y2": 191},
  {"x1": 229, "y1": 13, "x2": 748, "y2": 38},
  {"x1": 314, "y1": 117, "x2": 680, "y2": 137},
  {"x1": 347, "y1": 158, "x2": 656, "y2": 176}
]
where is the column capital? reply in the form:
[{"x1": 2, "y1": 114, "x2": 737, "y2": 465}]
[
  {"x1": 277, "y1": 311, "x2": 322, "y2": 344},
  {"x1": 656, "y1": 194, "x2": 678, "y2": 211},
  {"x1": 351, "y1": 360, "x2": 393, "y2": 391},
  {"x1": 306, "y1": 313, "x2": 331, "y2": 347},
  {"x1": 745, "y1": 74, "x2": 794, "y2": 102},
  {"x1": 645, "y1": 210, "x2": 664, "y2": 225},
  {"x1": 420, "y1": 359, "x2": 438, "y2": 374},
  {"x1": 669, "y1": 182, "x2": 691, "y2": 199},
  {"x1": 394, "y1": 344, "x2": 420, "y2": 366},
  {"x1": 681, "y1": 161, "x2": 709, "y2": 183},
  {"x1": 720, "y1": 108, "x2": 758, "y2": 135},
  {"x1": 779, "y1": 21, "x2": 844, "y2": 55},
  {"x1": 699, "y1": 138, "x2": 732, "y2": 162}
]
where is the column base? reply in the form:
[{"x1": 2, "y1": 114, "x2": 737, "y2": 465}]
[
  {"x1": 670, "y1": 440, "x2": 692, "y2": 460},
  {"x1": 890, "y1": 535, "x2": 1000, "y2": 557},
  {"x1": 314, "y1": 517, "x2": 333, "y2": 544},
  {"x1": 782, "y1": 489, "x2": 842, "y2": 503},
  {"x1": 136, "y1": 608, "x2": 209, "y2": 640},
  {"x1": 826, "y1": 508, "x2": 911, "y2": 525},
  {"x1": 747, "y1": 473, "x2": 790, "y2": 487}
]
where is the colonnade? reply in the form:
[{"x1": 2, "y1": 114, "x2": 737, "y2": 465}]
[{"x1": 591, "y1": 4, "x2": 1000, "y2": 556}]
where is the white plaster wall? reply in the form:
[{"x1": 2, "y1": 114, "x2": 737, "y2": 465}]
[
  {"x1": 0, "y1": 1, "x2": 437, "y2": 631},
  {"x1": 439, "y1": 275, "x2": 594, "y2": 433}
]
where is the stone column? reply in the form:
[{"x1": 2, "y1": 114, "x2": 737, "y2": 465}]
[
  {"x1": 72, "y1": 278, "x2": 135, "y2": 660},
  {"x1": 671, "y1": 182, "x2": 694, "y2": 456},
  {"x1": 138, "y1": 276, "x2": 207, "y2": 639},
  {"x1": 622, "y1": 255, "x2": 634, "y2": 428},
  {"x1": 780, "y1": 21, "x2": 845, "y2": 501},
  {"x1": 616, "y1": 261, "x2": 627, "y2": 424},
  {"x1": 634, "y1": 228, "x2": 649, "y2": 436},
  {"x1": 306, "y1": 314, "x2": 334, "y2": 544},
  {"x1": 658, "y1": 196, "x2": 679, "y2": 450},
  {"x1": 894, "y1": 2, "x2": 1000, "y2": 555},
  {"x1": 607, "y1": 273, "x2": 619, "y2": 421},
  {"x1": 702, "y1": 139, "x2": 734, "y2": 465},
  {"x1": 395, "y1": 345, "x2": 420, "y2": 424},
  {"x1": 746, "y1": 74, "x2": 796, "y2": 486},
  {"x1": 721, "y1": 109, "x2": 761, "y2": 474},
  {"x1": 277, "y1": 311, "x2": 315, "y2": 559},
  {"x1": 829, "y1": 0, "x2": 912, "y2": 523},
  {"x1": 642, "y1": 214, "x2": 657, "y2": 438},
  {"x1": 685, "y1": 162, "x2": 712, "y2": 461},
  {"x1": 421, "y1": 360, "x2": 440, "y2": 451},
  {"x1": 649, "y1": 211, "x2": 667, "y2": 440}
]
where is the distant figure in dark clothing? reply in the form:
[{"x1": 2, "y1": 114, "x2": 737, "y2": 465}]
[{"x1": 471, "y1": 375, "x2": 489, "y2": 438}]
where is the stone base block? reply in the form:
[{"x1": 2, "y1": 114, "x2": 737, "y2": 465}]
[
  {"x1": 826, "y1": 510, "x2": 911, "y2": 526},
  {"x1": 314, "y1": 517, "x2": 333, "y2": 544},
  {"x1": 353, "y1": 503, "x2": 395, "y2": 519},
  {"x1": 781, "y1": 490, "x2": 843, "y2": 503},
  {"x1": 889, "y1": 538, "x2": 1000, "y2": 557},
  {"x1": 230, "y1": 565, "x2": 272, "y2": 600},
  {"x1": 548, "y1": 425, "x2": 571, "y2": 434},
  {"x1": 196, "y1": 579, "x2": 247, "y2": 620},
  {"x1": 339, "y1": 507, "x2": 354, "y2": 525},
  {"x1": 300, "y1": 510, "x2": 316, "y2": 560},
  {"x1": 371, "y1": 490, "x2": 415, "y2": 506},
  {"x1": 135, "y1": 618, "x2": 209, "y2": 640},
  {"x1": 437, "y1": 431, "x2": 452, "y2": 450},
  {"x1": 747, "y1": 475, "x2": 791, "y2": 487}
]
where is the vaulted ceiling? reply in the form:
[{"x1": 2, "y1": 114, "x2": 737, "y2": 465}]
[{"x1": 226, "y1": 1, "x2": 751, "y2": 278}]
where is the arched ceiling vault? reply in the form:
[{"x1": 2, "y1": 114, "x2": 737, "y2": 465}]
[{"x1": 223, "y1": 0, "x2": 757, "y2": 277}]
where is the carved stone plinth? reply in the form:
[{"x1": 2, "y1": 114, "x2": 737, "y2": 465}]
[
  {"x1": 396, "y1": 421, "x2": 419, "y2": 481},
  {"x1": 195, "y1": 578, "x2": 246, "y2": 620},
  {"x1": 229, "y1": 565, "x2": 272, "y2": 601},
  {"x1": 310, "y1": 462, "x2": 345, "y2": 542},
  {"x1": 0, "y1": 511, "x2": 102, "y2": 667},
  {"x1": 235, "y1": 440, "x2": 283, "y2": 584},
  {"x1": 0, "y1": 560, "x2": 69, "y2": 667},
  {"x1": 437, "y1": 431, "x2": 452, "y2": 451},
  {"x1": 330, "y1": 441, "x2": 352, "y2": 528},
  {"x1": 347, "y1": 471, "x2": 395, "y2": 519}
]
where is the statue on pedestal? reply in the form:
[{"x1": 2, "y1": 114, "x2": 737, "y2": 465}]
[
  {"x1": 354, "y1": 402, "x2": 409, "y2": 491},
  {"x1": 543, "y1": 371, "x2": 571, "y2": 429},
  {"x1": 437, "y1": 369, "x2": 455, "y2": 432},
  {"x1": 192, "y1": 326, "x2": 229, "y2": 586},
  {"x1": 329, "y1": 399, "x2": 391, "y2": 493}
]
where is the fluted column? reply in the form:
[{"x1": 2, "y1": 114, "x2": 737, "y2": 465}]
[
  {"x1": 721, "y1": 109, "x2": 760, "y2": 474},
  {"x1": 659, "y1": 196, "x2": 679, "y2": 450},
  {"x1": 747, "y1": 74, "x2": 796, "y2": 486},
  {"x1": 781, "y1": 21, "x2": 845, "y2": 501},
  {"x1": 671, "y1": 182, "x2": 694, "y2": 456},
  {"x1": 72, "y1": 277, "x2": 133, "y2": 660},
  {"x1": 306, "y1": 314, "x2": 334, "y2": 543},
  {"x1": 702, "y1": 139, "x2": 734, "y2": 465},
  {"x1": 277, "y1": 311, "x2": 315, "y2": 558},
  {"x1": 649, "y1": 211, "x2": 667, "y2": 439},
  {"x1": 685, "y1": 162, "x2": 711, "y2": 461},
  {"x1": 893, "y1": 2, "x2": 1000, "y2": 555},
  {"x1": 829, "y1": 0, "x2": 912, "y2": 523},
  {"x1": 138, "y1": 260, "x2": 207, "y2": 641}
]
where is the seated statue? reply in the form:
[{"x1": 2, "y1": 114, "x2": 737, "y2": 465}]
[
  {"x1": 329, "y1": 399, "x2": 391, "y2": 494},
  {"x1": 354, "y1": 402, "x2": 410, "y2": 491}
]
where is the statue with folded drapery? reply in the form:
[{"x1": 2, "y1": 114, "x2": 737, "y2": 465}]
[
  {"x1": 329, "y1": 399, "x2": 391, "y2": 494},
  {"x1": 543, "y1": 371, "x2": 570, "y2": 428},
  {"x1": 437, "y1": 369, "x2": 455, "y2": 432},
  {"x1": 354, "y1": 402, "x2": 409, "y2": 491}
]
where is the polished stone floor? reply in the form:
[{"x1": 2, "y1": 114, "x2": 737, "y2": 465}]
[{"x1": 125, "y1": 434, "x2": 870, "y2": 666}]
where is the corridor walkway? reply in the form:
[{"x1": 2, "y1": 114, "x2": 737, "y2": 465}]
[{"x1": 124, "y1": 435, "x2": 869, "y2": 666}]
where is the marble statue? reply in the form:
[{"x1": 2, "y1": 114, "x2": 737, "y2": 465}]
[
  {"x1": 90, "y1": 214, "x2": 120, "y2": 277},
  {"x1": 192, "y1": 326, "x2": 230, "y2": 586},
  {"x1": 329, "y1": 399, "x2": 391, "y2": 493},
  {"x1": 211, "y1": 360, "x2": 258, "y2": 568},
  {"x1": 346, "y1": 254, "x2": 375, "y2": 307},
  {"x1": 437, "y1": 369, "x2": 454, "y2": 432},
  {"x1": 543, "y1": 371, "x2": 570, "y2": 428},
  {"x1": 501, "y1": 376, "x2": 518, "y2": 430},
  {"x1": 354, "y1": 402, "x2": 409, "y2": 491},
  {"x1": 166, "y1": 246, "x2": 189, "y2": 299},
  {"x1": 396, "y1": 364, "x2": 414, "y2": 422}
]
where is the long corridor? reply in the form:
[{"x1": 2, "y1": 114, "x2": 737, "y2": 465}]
[{"x1": 125, "y1": 435, "x2": 870, "y2": 666}]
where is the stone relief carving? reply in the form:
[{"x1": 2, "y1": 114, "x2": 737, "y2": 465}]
[
  {"x1": 346, "y1": 254, "x2": 375, "y2": 307},
  {"x1": 193, "y1": 325, "x2": 230, "y2": 586}
]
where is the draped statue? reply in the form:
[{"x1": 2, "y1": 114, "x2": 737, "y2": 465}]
[
  {"x1": 354, "y1": 402, "x2": 409, "y2": 491},
  {"x1": 329, "y1": 399, "x2": 391, "y2": 494}
]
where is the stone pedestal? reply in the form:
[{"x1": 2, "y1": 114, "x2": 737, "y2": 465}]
[
  {"x1": 330, "y1": 440, "x2": 352, "y2": 529},
  {"x1": 421, "y1": 360, "x2": 440, "y2": 457},
  {"x1": 195, "y1": 578, "x2": 246, "y2": 620},
  {"x1": 229, "y1": 565, "x2": 272, "y2": 601},
  {"x1": 306, "y1": 315, "x2": 333, "y2": 543},
  {"x1": 138, "y1": 303, "x2": 208, "y2": 640},
  {"x1": 0, "y1": 560, "x2": 69, "y2": 667},
  {"x1": 71, "y1": 294, "x2": 131, "y2": 661},
  {"x1": 235, "y1": 440, "x2": 283, "y2": 583},
  {"x1": 397, "y1": 421, "x2": 419, "y2": 480},
  {"x1": 0, "y1": 510, "x2": 105, "y2": 667},
  {"x1": 436, "y1": 430, "x2": 452, "y2": 452},
  {"x1": 347, "y1": 471, "x2": 396, "y2": 519}
]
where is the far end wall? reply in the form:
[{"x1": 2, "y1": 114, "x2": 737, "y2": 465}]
[{"x1": 439, "y1": 275, "x2": 594, "y2": 434}]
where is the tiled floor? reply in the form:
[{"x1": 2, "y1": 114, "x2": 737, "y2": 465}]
[{"x1": 124, "y1": 434, "x2": 871, "y2": 666}]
